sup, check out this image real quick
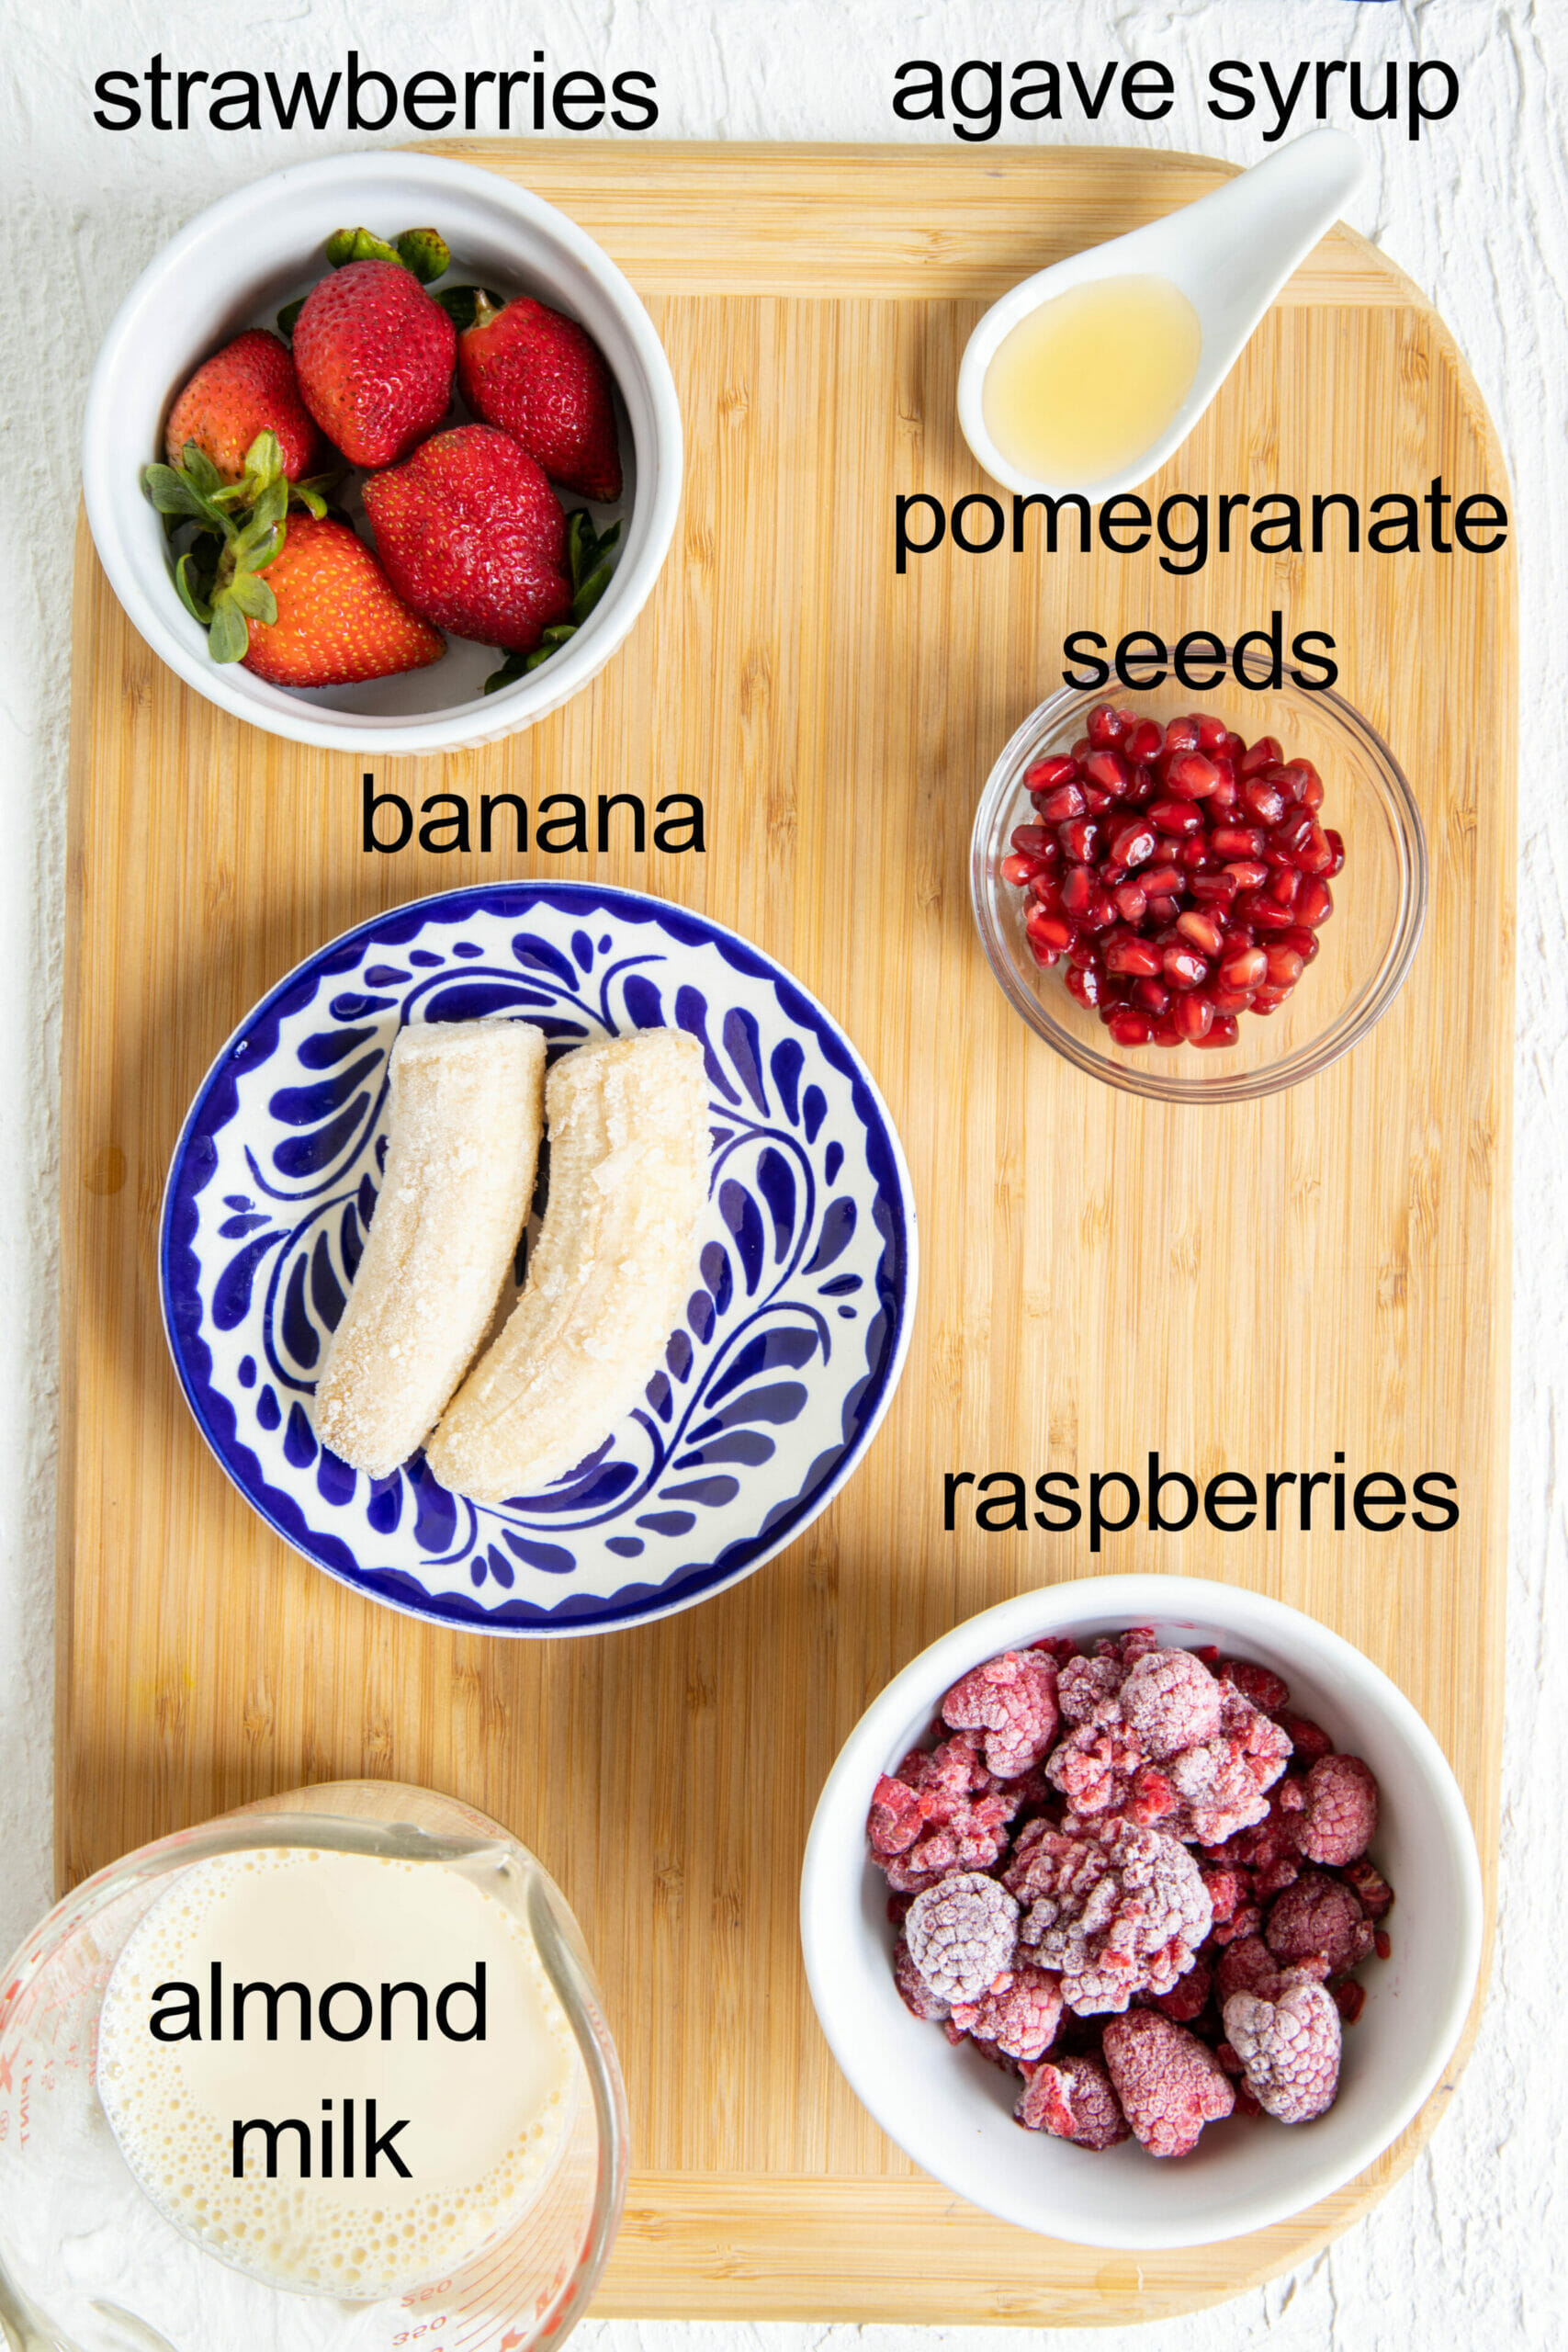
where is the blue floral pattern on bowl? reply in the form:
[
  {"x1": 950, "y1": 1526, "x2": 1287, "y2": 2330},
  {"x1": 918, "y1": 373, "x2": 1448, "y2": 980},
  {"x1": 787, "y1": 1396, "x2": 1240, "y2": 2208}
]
[{"x1": 160, "y1": 883, "x2": 918, "y2": 1635}]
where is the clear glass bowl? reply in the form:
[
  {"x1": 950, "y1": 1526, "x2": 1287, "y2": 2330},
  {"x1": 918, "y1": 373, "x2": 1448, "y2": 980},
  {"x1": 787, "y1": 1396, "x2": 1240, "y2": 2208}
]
[
  {"x1": 0, "y1": 1782, "x2": 627, "y2": 2352},
  {"x1": 969, "y1": 670, "x2": 1427, "y2": 1102}
]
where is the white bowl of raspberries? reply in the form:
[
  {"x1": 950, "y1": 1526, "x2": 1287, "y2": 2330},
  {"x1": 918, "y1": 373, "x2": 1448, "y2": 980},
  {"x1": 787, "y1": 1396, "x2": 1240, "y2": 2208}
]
[
  {"x1": 82, "y1": 150, "x2": 682, "y2": 752},
  {"x1": 800, "y1": 1576, "x2": 1482, "y2": 2248}
]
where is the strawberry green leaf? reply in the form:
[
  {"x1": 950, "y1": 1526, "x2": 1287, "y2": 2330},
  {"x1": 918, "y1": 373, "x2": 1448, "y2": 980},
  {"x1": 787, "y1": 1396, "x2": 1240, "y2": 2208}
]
[
  {"x1": 276, "y1": 296, "x2": 305, "y2": 343},
  {"x1": 325, "y1": 225, "x2": 401, "y2": 269},
  {"x1": 225, "y1": 571, "x2": 278, "y2": 624},
  {"x1": 178, "y1": 443, "x2": 225, "y2": 500},
  {"x1": 483, "y1": 649, "x2": 529, "y2": 695},
  {"x1": 173, "y1": 552, "x2": 214, "y2": 625},
  {"x1": 207, "y1": 596, "x2": 251, "y2": 665},
  {"x1": 142, "y1": 463, "x2": 221, "y2": 523},
  {"x1": 396, "y1": 228, "x2": 450, "y2": 284}
]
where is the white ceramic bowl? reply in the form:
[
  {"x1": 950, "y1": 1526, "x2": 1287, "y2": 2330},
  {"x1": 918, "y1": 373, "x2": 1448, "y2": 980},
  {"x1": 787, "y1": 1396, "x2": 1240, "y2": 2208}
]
[
  {"x1": 800, "y1": 1575, "x2": 1483, "y2": 2250},
  {"x1": 82, "y1": 151, "x2": 682, "y2": 753}
]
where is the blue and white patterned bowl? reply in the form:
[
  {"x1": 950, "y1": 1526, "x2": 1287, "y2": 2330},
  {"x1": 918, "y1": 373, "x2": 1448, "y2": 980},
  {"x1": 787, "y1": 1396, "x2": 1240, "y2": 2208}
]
[{"x1": 160, "y1": 884, "x2": 918, "y2": 1636}]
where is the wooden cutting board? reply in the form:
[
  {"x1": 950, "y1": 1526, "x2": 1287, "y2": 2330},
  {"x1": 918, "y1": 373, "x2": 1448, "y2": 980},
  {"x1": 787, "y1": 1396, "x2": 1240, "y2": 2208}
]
[{"x1": 60, "y1": 142, "x2": 1514, "y2": 2325}]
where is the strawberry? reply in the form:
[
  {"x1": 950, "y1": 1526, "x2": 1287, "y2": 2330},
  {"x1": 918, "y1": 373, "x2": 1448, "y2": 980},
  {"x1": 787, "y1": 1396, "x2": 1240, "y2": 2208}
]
[
  {"x1": 164, "y1": 329, "x2": 323, "y2": 483},
  {"x1": 456, "y1": 293, "x2": 622, "y2": 503},
  {"x1": 292, "y1": 259, "x2": 456, "y2": 468},
  {"x1": 240, "y1": 514, "x2": 445, "y2": 687},
  {"x1": 363, "y1": 425, "x2": 573, "y2": 654}
]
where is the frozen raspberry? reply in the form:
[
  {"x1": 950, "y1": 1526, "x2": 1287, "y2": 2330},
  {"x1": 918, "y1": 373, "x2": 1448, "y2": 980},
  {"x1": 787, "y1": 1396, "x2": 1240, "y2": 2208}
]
[
  {"x1": 1145, "y1": 1954, "x2": 1212, "y2": 2024},
  {"x1": 1045, "y1": 1717, "x2": 1142, "y2": 1815},
  {"x1": 1266, "y1": 1871, "x2": 1372, "y2": 1978},
  {"x1": 1017, "y1": 2052, "x2": 1130, "y2": 2150},
  {"x1": 1057, "y1": 1650, "x2": 1126, "y2": 1724},
  {"x1": 1218, "y1": 1657, "x2": 1291, "y2": 1714},
  {"x1": 1200, "y1": 1864, "x2": 1250, "y2": 1928},
  {"x1": 1120, "y1": 1648, "x2": 1224, "y2": 1757},
  {"x1": 906, "y1": 1871, "x2": 1020, "y2": 2006},
  {"x1": 1294, "y1": 1753, "x2": 1379, "y2": 1865},
  {"x1": 1277, "y1": 1711, "x2": 1334, "y2": 1764},
  {"x1": 942, "y1": 1648, "x2": 1060, "y2": 1780},
  {"x1": 1202, "y1": 1780, "x2": 1305, "y2": 1876},
  {"x1": 1101, "y1": 2010, "x2": 1235, "y2": 2157},
  {"x1": 893, "y1": 1933, "x2": 950, "y2": 2022},
  {"x1": 1335, "y1": 1978, "x2": 1367, "y2": 2025},
  {"x1": 1030, "y1": 1634, "x2": 1081, "y2": 1666},
  {"x1": 1341, "y1": 1856, "x2": 1394, "y2": 1920},
  {"x1": 953, "y1": 1960, "x2": 1064, "y2": 2063},
  {"x1": 867, "y1": 1773, "x2": 926, "y2": 1857},
  {"x1": 1223, "y1": 1974, "x2": 1342, "y2": 2122},
  {"x1": 869, "y1": 1732, "x2": 1022, "y2": 1893},
  {"x1": 1215, "y1": 1934, "x2": 1281, "y2": 2006},
  {"x1": 1010, "y1": 1816, "x2": 1212, "y2": 2016}
]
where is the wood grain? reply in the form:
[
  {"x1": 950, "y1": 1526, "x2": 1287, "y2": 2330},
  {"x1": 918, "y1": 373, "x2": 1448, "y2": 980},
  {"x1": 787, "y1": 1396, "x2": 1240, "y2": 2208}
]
[{"x1": 59, "y1": 142, "x2": 1514, "y2": 2324}]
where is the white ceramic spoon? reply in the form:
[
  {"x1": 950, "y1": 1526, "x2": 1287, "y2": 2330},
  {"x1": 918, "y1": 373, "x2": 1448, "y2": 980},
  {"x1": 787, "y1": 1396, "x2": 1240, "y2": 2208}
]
[{"x1": 956, "y1": 129, "x2": 1367, "y2": 501}]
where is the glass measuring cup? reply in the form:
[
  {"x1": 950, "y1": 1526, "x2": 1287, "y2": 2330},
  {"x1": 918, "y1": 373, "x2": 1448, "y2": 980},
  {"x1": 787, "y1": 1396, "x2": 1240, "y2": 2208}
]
[{"x1": 0, "y1": 1781, "x2": 626, "y2": 2352}]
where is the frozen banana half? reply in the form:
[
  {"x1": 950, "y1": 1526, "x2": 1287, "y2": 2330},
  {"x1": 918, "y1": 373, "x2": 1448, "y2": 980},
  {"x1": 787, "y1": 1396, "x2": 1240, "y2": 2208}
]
[
  {"x1": 312, "y1": 1018, "x2": 547, "y2": 1479},
  {"x1": 425, "y1": 1027, "x2": 708, "y2": 1504}
]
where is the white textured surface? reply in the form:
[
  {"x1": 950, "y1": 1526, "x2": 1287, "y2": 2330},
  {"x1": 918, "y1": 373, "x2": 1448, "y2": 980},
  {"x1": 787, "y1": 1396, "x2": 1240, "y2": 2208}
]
[{"x1": 2, "y1": 1, "x2": 1563, "y2": 2340}]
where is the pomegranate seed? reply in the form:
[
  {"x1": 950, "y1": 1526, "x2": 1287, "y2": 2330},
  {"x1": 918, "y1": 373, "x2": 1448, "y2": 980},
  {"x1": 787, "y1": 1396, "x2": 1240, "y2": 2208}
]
[
  {"x1": 1010, "y1": 823, "x2": 1054, "y2": 856},
  {"x1": 1104, "y1": 936, "x2": 1164, "y2": 977},
  {"x1": 1000, "y1": 852, "x2": 1044, "y2": 886},
  {"x1": 1060, "y1": 865, "x2": 1098, "y2": 918},
  {"x1": 1264, "y1": 945, "x2": 1306, "y2": 988},
  {"x1": 1178, "y1": 838, "x2": 1211, "y2": 872},
  {"x1": 1325, "y1": 829, "x2": 1346, "y2": 876},
  {"x1": 1252, "y1": 898, "x2": 1297, "y2": 933},
  {"x1": 1059, "y1": 818, "x2": 1102, "y2": 864},
  {"x1": 1251, "y1": 984, "x2": 1292, "y2": 1012},
  {"x1": 1273, "y1": 763, "x2": 1314, "y2": 803},
  {"x1": 1070, "y1": 736, "x2": 1090, "y2": 759},
  {"x1": 1024, "y1": 753, "x2": 1076, "y2": 792},
  {"x1": 1163, "y1": 718, "x2": 1201, "y2": 755},
  {"x1": 1163, "y1": 946, "x2": 1209, "y2": 989},
  {"x1": 1219, "y1": 925, "x2": 1257, "y2": 956},
  {"x1": 1281, "y1": 924, "x2": 1320, "y2": 963},
  {"x1": 1035, "y1": 783, "x2": 1086, "y2": 821},
  {"x1": 1177, "y1": 910, "x2": 1224, "y2": 956},
  {"x1": 1025, "y1": 907, "x2": 1072, "y2": 951},
  {"x1": 1080, "y1": 783, "x2": 1113, "y2": 814},
  {"x1": 1296, "y1": 877, "x2": 1334, "y2": 926},
  {"x1": 1299, "y1": 773, "x2": 1325, "y2": 810},
  {"x1": 1066, "y1": 965, "x2": 1104, "y2": 1008},
  {"x1": 1125, "y1": 719, "x2": 1164, "y2": 763},
  {"x1": 1220, "y1": 948, "x2": 1268, "y2": 989},
  {"x1": 1209, "y1": 825, "x2": 1265, "y2": 860},
  {"x1": 1195, "y1": 1013, "x2": 1240, "y2": 1047},
  {"x1": 1027, "y1": 935, "x2": 1062, "y2": 967},
  {"x1": 1114, "y1": 882, "x2": 1148, "y2": 924},
  {"x1": 1174, "y1": 991, "x2": 1214, "y2": 1042},
  {"x1": 1110, "y1": 819, "x2": 1157, "y2": 867},
  {"x1": 1108, "y1": 1010, "x2": 1155, "y2": 1046},
  {"x1": 1085, "y1": 891, "x2": 1117, "y2": 932},
  {"x1": 1210, "y1": 987, "x2": 1256, "y2": 1014},
  {"x1": 1145, "y1": 896, "x2": 1179, "y2": 925},
  {"x1": 1274, "y1": 813, "x2": 1314, "y2": 858},
  {"x1": 1164, "y1": 751, "x2": 1223, "y2": 800},
  {"x1": 1083, "y1": 749, "x2": 1131, "y2": 796},
  {"x1": 1132, "y1": 978, "x2": 1171, "y2": 1015},
  {"x1": 1224, "y1": 861, "x2": 1269, "y2": 892},
  {"x1": 1100, "y1": 861, "x2": 1129, "y2": 888},
  {"x1": 1197, "y1": 714, "x2": 1229, "y2": 752},
  {"x1": 1236, "y1": 737, "x2": 1282, "y2": 777},
  {"x1": 1143, "y1": 864, "x2": 1183, "y2": 895},
  {"x1": 1189, "y1": 871, "x2": 1240, "y2": 905},
  {"x1": 1242, "y1": 781, "x2": 1286, "y2": 825},
  {"x1": 1152, "y1": 1012, "x2": 1182, "y2": 1046},
  {"x1": 1294, "y1": 823, "x2": 1333, "y2": 875},
  {"x1": 1269, "y1": 867, "x2": 1302, "y2": 908},
  {"x1": 1086, "y1": 703, "x2": 1127, "y2": 749},
  {"x1": 1149, "y1": 798, "x2": 1203, "y2": 836}
]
